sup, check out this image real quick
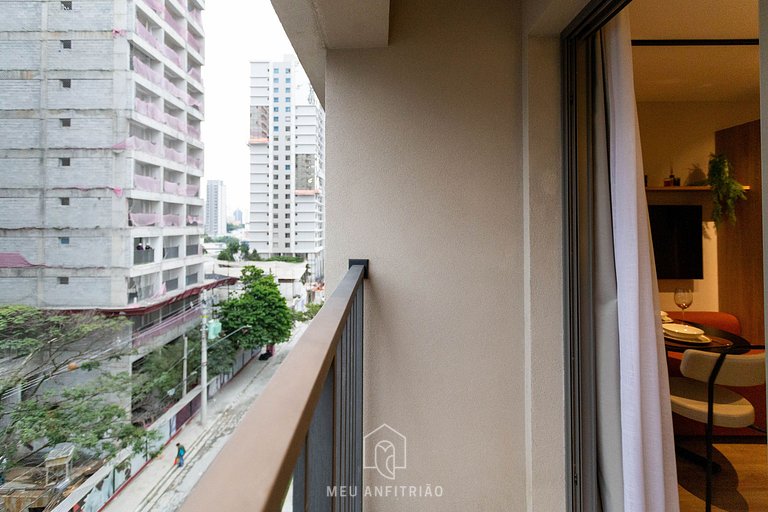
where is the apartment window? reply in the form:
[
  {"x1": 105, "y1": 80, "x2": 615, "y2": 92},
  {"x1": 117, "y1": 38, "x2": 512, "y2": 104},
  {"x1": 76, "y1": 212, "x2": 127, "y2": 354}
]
[
  {"x1": 272, "y1": 135, "x2": 279, "y2": 141},
  {"x1": 61, "y1": 1, "x2": 72, "y2": 9},
  {"x1": 286, "y1": 78, "x2": 291, "y2": 83},
  {"x1": 61, "y1": 40, "x2": 72, "y2": 49},
  {"x1": 273, "y1": 184, "x2": 278, "y2": 189},
  {"x1": 286, "y1": 184, "x2": 291, "y2": 189},
  {"x1": 273, "y1": 155, "x2": 278, "y2": 160},
  {"x1": 60, "y1": 118, "x2": 71, "y2": 127},
  {"x1": 284, "y1": 116, "x2": 291, "y2": 122},
  {"x1": 285, "y1": 194, "x2": 290, "y2": 199},
  {"x1": 285, "y1": 87, "x2": 291, "y2": 93},
  {"x1": 285, "y1": 106, "x2": 291, "y2": 112},
  {"x1": 272, "y1": 223, "x2": 278, "y2": 228},
  {"x1": 285, "y1": 223, "x2": 290, "y2": 228},
  {"x1": 286, "y1": 135, "x2": 291, "y2": 141},
  {"x1": 273, "y1": 116, "x2": 279, "y2": 122},
  {"x1": 60, "y1": 79, "x2": 71, "y2": 88},
  {"x1": 273, "y1": 126, "x2": 279, "y2": 132},
  {"x1": 285, "y1": 233, "x2": 290, "y2": 238},
  {"x1": 285, "y1": 97, "x2": 291, "y2": 103},
  {"x1": 273, "y1": 67, "x2": 279, "y2": 73},
  {"x1": 286, "y1": 155, "x2": 291, "y2": 161},
  {"x1": 273, "y1": 145, "x2": 278, "y2": 150},
  {"x1": 60, "y1": 198, "x2": 70, "y2": 205},
  {"x1": 285, "y1": 126, "x2": 291, "y2": 132},
  {"x1": 284, "y1": 204, "x2": 291, "y2": 209},
  {"x1": 285, "y1": 145, "x2": 290, "y2": 150},
  {"x1": 273, "y1": 213, "x2": 278, "y2": 219},
  {"x1": 58, "y1": 277, "x2": 70, "y2": 284},
  {"x1": 273, "y1": 174, "x2": 278, "y2": 180},
  {"x1": 285, "y1": 68, "x2": 291, "y2": 73},
  {"x1": 273, "y1": 107, "x2": 279, "y2": 112},
  {"x1": 273, "y1": 77, "x2": 279, "y2": 83},
  {"x1": 285, "y1": 243, "x2": 290, "y2": 248},
  {"x1": 274, "y1": 97, "x2": 279, "y2": 102},
  {"x1": 59, "y1": 157, "x2": 71, "y2": 167},
  {"x1": 59, "y1": 237, "x2": 70, "y2": 245},
  {"x1": 285, "y1": 213, "x2": 291, "y2": 218},
  {"x1": 273, "y1": 194, "x2": 278, "y2": 199},
  {"x1": 285, "y1": 165, "x2": 291, "y2": 170}
]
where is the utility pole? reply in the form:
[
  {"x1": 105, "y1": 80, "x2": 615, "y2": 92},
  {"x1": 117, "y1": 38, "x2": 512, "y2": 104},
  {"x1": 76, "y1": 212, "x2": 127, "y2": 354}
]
[
  {"x1": 200, "y1": 290, "x2": 209, "y2": 425},
  {"x1": 182, "y1": 334, "x2": 188, "y2": 396}
]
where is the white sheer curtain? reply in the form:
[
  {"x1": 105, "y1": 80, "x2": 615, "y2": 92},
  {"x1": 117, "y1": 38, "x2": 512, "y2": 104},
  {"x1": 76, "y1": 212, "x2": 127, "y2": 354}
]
[{"x1": 601, "y1": 12, "x2": 679, "y2": 512}]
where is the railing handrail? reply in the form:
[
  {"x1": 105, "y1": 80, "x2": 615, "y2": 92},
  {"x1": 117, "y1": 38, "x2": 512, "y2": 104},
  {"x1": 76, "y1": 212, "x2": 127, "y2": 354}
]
[{"x1": 179, "y1": 265, "x2": 366, "y2": 511}]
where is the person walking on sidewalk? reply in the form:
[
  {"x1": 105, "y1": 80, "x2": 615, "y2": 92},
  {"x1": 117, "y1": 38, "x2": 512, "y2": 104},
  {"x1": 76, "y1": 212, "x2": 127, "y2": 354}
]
[{"x1": 175, "y1": 443, "x2": 186, "y2": 468}]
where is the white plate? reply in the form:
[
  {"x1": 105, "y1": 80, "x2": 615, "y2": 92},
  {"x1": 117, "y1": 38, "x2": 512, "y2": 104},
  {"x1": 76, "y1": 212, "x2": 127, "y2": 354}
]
[
  {"x1": 665, "y1": 333, "x2": 711, "y2": 345},
  {"x1": 663, "y1": 323, "x2": 704, "y2": 339}
]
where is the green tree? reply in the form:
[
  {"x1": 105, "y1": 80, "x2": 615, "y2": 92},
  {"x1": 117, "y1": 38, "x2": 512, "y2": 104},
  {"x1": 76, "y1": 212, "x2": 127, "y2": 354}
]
[
  {"x1": 292, "y1": 301, "x2": 323, "y2": 322},
  {"x1": 219, "y1": 267, "x2": 294, "y2": 349},
  {"x1": 0, "y1": 306, "x2": 154, "y2": 469},
  {"x1": 131, "y1": 329, "x2": 237, "y2": 425}
]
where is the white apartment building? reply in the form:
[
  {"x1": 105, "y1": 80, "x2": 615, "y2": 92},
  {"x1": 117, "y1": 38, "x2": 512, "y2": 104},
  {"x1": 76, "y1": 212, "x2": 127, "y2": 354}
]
[
  {"x1": 0, "y1": 0, "x2": 207, "y2": 309},
  {"x1": 247, "y1": 58, "x2": 325, "y2": 281},
  {"x1": 204, "y1": 179, "x2": 226, "y2": 237}
]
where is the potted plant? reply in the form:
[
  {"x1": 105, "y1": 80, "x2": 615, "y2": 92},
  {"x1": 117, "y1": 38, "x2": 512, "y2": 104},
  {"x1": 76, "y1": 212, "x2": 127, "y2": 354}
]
[{"x1": 708, "y1": 153, "x2": 746, "y2": 226}]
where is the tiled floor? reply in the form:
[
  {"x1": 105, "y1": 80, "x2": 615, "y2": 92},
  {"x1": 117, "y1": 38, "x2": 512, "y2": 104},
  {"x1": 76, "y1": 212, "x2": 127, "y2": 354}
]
[{"x1": 677, "y1": 438, "x2": 768, "y2": 511}]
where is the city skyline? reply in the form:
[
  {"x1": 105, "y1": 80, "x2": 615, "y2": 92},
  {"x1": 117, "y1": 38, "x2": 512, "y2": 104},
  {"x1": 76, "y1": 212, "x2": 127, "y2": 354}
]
[{"x1": 202, "y1": 0, "x2": 294, "y2": 220}]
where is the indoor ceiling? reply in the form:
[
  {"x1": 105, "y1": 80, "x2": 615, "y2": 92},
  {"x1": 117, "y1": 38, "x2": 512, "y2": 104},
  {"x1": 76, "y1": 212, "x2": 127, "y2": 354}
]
[{"x1": 628, "y1": 0, "x2": 759, "y2": 102}]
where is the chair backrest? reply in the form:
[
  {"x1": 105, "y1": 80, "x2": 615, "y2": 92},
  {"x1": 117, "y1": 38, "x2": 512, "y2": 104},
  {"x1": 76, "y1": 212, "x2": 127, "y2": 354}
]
[
  {"x1": 666, "y1": 311, "x2": 741, "y2": 335},
  {"x1": 681, "y1": 350, "x2": 766, "y2": 387}
]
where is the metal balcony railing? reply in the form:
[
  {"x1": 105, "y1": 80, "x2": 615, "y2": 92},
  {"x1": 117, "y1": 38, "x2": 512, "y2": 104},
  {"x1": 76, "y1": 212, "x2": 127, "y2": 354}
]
[{"x1": 179, "y1": 261, "x2": 368, "y2": 511}]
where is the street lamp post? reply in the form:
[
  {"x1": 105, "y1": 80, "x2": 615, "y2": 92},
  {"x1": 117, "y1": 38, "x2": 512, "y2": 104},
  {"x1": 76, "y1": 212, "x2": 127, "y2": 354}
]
[{"x1": 199, "y1": 319, "x2": 250, "y2": 426}]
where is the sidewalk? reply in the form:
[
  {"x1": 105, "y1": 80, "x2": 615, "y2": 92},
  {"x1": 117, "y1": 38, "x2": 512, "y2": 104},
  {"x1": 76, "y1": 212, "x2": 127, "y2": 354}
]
[{"x1": 101, "y1": 323, "x2": 305, "y2": 512}]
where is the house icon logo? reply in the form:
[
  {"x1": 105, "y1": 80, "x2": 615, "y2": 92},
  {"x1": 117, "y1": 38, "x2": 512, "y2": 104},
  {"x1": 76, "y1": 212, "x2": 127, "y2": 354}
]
[{"x1": 363, "y1": 424, "x2": 407, "y2": 480}]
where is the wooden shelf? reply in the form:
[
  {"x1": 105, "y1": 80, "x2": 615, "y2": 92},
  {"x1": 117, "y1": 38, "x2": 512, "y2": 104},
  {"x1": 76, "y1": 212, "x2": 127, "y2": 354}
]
[{"x1": 646, "y1": 185, "x2": 751, "y2": 191}]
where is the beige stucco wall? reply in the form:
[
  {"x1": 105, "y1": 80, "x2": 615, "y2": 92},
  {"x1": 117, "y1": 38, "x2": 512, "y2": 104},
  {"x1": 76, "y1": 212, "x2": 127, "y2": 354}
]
[
  {"x1": 326, "y1": 0, "x2": 524, "y2": 509},
  {"x1": 324, "y1": 0, "x2": 588, "y2": 509}
]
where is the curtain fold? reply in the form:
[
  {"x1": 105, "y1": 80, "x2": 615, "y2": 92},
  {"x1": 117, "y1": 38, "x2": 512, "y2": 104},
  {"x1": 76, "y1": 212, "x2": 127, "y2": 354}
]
[{"x1": 596, "y1": 11, "x2": 679, "y2": 512}]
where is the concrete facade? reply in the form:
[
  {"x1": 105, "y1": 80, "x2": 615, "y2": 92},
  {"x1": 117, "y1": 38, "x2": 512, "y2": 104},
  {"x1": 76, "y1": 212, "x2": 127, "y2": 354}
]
[
  {"x1": 204, "y1": 179, "x2": 226, "y2": 237},
  {"x1": 0, "y1": 0, "x2": 207, "y2": 308},
  {"x1": 246, "y1": 59, "x2": 325, "y2": 281}
]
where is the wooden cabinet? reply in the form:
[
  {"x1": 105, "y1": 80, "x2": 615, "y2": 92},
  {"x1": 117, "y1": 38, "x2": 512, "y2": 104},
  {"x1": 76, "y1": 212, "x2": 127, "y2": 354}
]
[{"x1": 715, "y1": 119, "x2": 763, "y2": 344}]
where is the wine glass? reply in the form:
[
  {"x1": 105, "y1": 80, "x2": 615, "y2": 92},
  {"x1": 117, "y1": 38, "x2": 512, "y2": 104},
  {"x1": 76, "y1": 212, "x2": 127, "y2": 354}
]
[{"x1": 673, "y1": 287, "x2": 693, "y2": 322}]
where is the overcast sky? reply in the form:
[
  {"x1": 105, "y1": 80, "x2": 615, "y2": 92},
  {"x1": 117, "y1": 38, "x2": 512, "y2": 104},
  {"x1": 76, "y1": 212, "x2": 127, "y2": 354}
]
[{"x1": 201, "y1": 1, "x2": 295, "y2": 219}]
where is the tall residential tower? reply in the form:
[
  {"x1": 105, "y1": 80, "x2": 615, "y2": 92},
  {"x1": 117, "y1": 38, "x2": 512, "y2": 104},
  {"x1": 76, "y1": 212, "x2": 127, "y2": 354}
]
[
  {"x1": 204, "y1": 179, "x2": 226, "y2": 237},
  {"x1": 247, "y1": 58, "x2": 325, "y2": 281},
  {"x1": 0, "y1": 0, "x2": 207, "y2": 309}
]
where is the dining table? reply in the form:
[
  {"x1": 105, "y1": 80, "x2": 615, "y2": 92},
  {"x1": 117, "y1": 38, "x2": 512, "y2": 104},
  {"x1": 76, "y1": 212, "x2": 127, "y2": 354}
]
[{"x1": 663, "y1": 320, "x2": 753, "y2": 354}]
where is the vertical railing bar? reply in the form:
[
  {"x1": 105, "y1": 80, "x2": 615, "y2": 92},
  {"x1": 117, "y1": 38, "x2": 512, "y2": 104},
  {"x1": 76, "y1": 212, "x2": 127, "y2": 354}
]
[
  {"x1": 334, "y1": 337, "x2": 342, "y2": 510},
  {"x1": 340, "y1": 321, "x2": 348, "y2": 505},
  {"x1": 344, "y1": 313, "x2": 350, "y2": 509},
  {"x1": 355, "y1": 285, "x2": 363, "y2": 511},
  {"x1": 351, "y1": 300, "x2": 356, "y2": 509},
  {"x1": 347, "y1": 310, "x2": 352, "y2": 511}
]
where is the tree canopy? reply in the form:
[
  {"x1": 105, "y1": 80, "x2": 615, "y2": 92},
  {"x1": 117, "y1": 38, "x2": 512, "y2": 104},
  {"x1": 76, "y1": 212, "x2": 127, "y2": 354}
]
[
  {"x1": 219, "y1": 267, "x2": 294, "y2": 349},
  {"x1": 0, "y1": 306, "x2": 154, "y2": 470}
]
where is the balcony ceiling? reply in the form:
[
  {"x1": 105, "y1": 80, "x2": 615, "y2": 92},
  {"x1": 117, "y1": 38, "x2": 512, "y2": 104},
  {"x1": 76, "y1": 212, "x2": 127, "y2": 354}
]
[
  {"x1": 270, "y1": 0, "x2": 390, "y2": 105},
  {"x1": 628, "y1": 0, "x2": 759, "y2": 102}
]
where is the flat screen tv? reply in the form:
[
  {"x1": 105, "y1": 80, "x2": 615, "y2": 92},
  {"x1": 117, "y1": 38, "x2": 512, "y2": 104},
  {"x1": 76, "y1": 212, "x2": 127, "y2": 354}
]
[{"x1": 648, "y1": 205, "x2": 703, "y2": 280}]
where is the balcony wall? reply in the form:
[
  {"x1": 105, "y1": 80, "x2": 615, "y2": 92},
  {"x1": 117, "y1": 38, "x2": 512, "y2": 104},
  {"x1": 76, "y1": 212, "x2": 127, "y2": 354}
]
[{"x1": 325, "y1": 0, "x2": 525, "y2": 508}]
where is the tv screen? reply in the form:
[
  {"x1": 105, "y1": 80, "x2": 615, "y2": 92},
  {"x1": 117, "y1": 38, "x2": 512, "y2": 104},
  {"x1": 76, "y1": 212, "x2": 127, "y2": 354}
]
[{"x1": 648, "y1": 205, "x2": 703, "y2": 280}]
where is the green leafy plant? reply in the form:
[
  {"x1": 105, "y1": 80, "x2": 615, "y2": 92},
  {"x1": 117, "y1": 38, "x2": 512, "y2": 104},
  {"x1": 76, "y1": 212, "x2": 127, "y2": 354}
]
[
  {"x1": 219, "y1": 267, "x2": 294, "y2": 349},
  {"x1": 708, "y1": 153, "x2": 746, "y2": 226}
]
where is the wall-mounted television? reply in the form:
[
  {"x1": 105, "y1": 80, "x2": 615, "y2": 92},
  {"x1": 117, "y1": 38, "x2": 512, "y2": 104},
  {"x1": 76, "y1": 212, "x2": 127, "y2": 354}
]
[{"x1": 648, "y1": 204, "x2": 703, "y2": 280}]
